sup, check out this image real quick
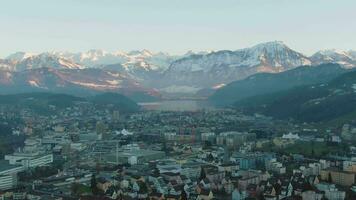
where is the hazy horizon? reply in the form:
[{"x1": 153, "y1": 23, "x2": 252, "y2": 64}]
[{"x1": 0, "y1": 0, "x2": 355, "y2": 57}]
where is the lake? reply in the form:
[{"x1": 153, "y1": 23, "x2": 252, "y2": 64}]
[{"x1": 138, "y1": 100, "x2": 214, "y2": 111}]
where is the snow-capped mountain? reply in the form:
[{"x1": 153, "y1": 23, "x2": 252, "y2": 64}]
[
  {"x1": 0, "y1": 59, "x2": 16, "y2": 71},
  {"x1": 53, "y1": 49, "x2": 178, "y2": 72},
  {"x1": 160, "y1": 41, "x2": 312, "y2": 91},
  {"x1": 0, "y1": 67, "x2": 154, "y2": 97},
  {"x1": 4, "y1": 53, "x2": 84, "y2": 71},
  {"x1": 48, "y1": 50, "x2": 179, "y2": 85},
  {"x1": 311, "y1": 49, "x2": 356, "y2": 68},
  {"x1": 348, "y1": 50, "x2": 356, "y2": 60},
  {"x1": 0, "y1": 50, "x2": 178, "y2": 96},
  {"x1": 2, "y1": 49, "x2": 178, "y2": 73},
  {"x1": 6, "y1": 52, "x2": 35, "y2": 62},
  {"x1": 0, "y1": 42, "x2": 355, "y2": 96}
]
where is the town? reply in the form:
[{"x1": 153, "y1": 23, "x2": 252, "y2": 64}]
[{"x1": 1, "y1": 100, "x2": 356, "y2": 200}]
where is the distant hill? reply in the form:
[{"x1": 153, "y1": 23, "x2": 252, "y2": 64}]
[
  {"x1": 127, "y1": 91, "x2": 160, "y2": 102},
  {"x1": 89, "y1": 92, "x2": 140, "y2": 112},
  {"x1": 0, "y1": 92, "x2": 140, "y2": 114},
  {"x1": 0, "y1": 92, "x2": 84, "y2": 107},
  {"x1": 234, "y1": 70, "x2": 356, "y2": 123},
  {"x1": 209, "y1": 63, "x2": 348, "y2": 106}
]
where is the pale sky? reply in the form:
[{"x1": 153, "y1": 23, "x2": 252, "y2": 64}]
[{"x1": 0, "y1": 0, "x2": 355, "y2": 57}]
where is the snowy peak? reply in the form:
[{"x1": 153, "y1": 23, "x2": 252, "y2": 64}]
[
  {"x1": 348, "y1": 50, "x2": 356, "y2": 59},
  {"x1": 169, "y1": 40, "x2": 310, "y2": 73},
  {"x1": 15, "y1": 53, "x2": 83, "y2": 71},
  {"x1": 164, "y1": 41, "x2": 312, "y2": 89},
  {"x1": 0, "y1": 59, "x2": 16, "y2": 71},
  {"x1": 1, "y1": 49, "x2": 177, "y2": 73},
  {"x1": 311, "y1": 49, "x2": 356, "y2": 68},
  {"x1": 314, "y1": 49, "x2": 353, "y2": 60},
  {"x1": 237, "y1": 41, "x2": 311, "y2": 69},
  {"x1": 55, "y1": 49, "x2": 177, "y2": 72},
  {"x1": 140, "y1": 49, "x2": 154, "y2": 57},
  {"x1": 247, "y1": 41, "x2": 287, "y2": 51},
  {"x1": 6, "y1": 52, "x2": 35, "y2": 62},
  {"x1": 183, "y1": 50, "x2": 213, "y2": 57},
  {"x1": 1, "y1": 42, "x2": 355, "y2": 95}
]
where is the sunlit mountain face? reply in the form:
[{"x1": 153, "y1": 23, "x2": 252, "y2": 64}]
[{"x1": 0, "y1": 41, "x2": 355, "y2": 97}]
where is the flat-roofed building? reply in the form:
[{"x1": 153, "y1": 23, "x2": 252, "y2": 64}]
[
  {"x1": 4, "y1": 139, "x2": 53, "y2": 169},
  {"x1": 103, "y1": 149, "x2": 165, "y2": 165},
  {"x1": 0, "y1": 160, "x2": 24, "y2": 191},
  {"x1": 216, "y1": 132, "x2": 256, "y2": 149}
]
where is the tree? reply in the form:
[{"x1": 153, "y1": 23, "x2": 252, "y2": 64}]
[
  {"x1": 203, "y1": 141, "x2": 212, "y2": 149},
  {"x1": 328, "y1": 172, "x2": 333, "y2": 183},
  {"x1": 71, "y1": 183, "x2": 80, "y2": 196},
  {"x1": 152, "y1": 167, "x2": 160, "y2": 177},
  {"x1": 311, "y1": 141, "x2": 315, "y2": 157},
  {"x1": 162, "y1": 139, "x2": 168, "y2": 153},
  {"x1": 207, "y1": 153, "x2": 214, "y2": 162},
  {"x1": 180, "y1": 188, "x2": 188, "y2": 200},
  {"x1": 199, "y1": 167, "x2": 206, "y2": 181},
  {"x1": 91, "y1": 174, "x2": 98, "y2": 195},
  {"x1": 118, "y1": 193, "x2": 123, "y2": 200},
  {"x1": 71, "y1": 183, "x2": 91, "y2": 196}
]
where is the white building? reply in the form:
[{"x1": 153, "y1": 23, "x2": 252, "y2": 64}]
[
  {"x1": 41, "y1": 134, "x2": 71, "y2": 145},
  {"x1": 282, "y1": 133, "x2": 300, "y2": 140},
  {"x1": 164, "y1": 132, "x2": 176, "y2": 141},
  {"x1": 301, "y1": 190, "x2": 323, "y2": 200},
  {"x1": 266, "y1": 158, "x2": 286, "y2": 174},
  {"x1": 128, "y1": 156, "x2": 138, "y2": 165},
  {"x1": 331, "y1": 135, "x2": 342, "y2": 143},
  {"x1": 316, "y1": 183, "x2": 346, "y2": 200},
  {"x1": 70, "y1": 143, "x2": 87, "y2": 151},
  {"x1": 5, "y1": 153, "x2": 53, "y2": 169},
  {"x1": 116, "y1": 129, "x2": 133, "y2": 136},
  {"x1": 4, "y1": 139, "x2": 53, "y2": 169},
  {"x1": 0, "y1": 174, "x2": 17, "y2": 190},
  {"x1": 0, "y1": 160, "x2": 24, "y2": 190},
  {"x1": 201, "y1": 132, "x2": 216, "y2": 142}
]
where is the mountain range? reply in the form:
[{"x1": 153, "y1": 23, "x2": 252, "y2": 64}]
[{"x1": 1, "y1": 41, "x2": 356, "y2": 99}]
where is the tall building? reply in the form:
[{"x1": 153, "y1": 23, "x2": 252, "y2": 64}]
[
  {"x1": 216, "y1": 132, "x2": 256, "y2": 149},
  {"x1": 96, "y1": 121, "x2": 109, "y2": 139},
  {"x1": 112, "y1": 110, "x2": 120, "y2": 122}
]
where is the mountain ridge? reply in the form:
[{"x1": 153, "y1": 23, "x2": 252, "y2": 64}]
[
  {"x1": 209, "y1": 63, "x2": 349, "y2": 106},
  {"x1": 233, "y1": 69, "x2": 356, "y2": 123},
  {"x1": 0, "y1": 41, "x2": 355, "y2": 96}
]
